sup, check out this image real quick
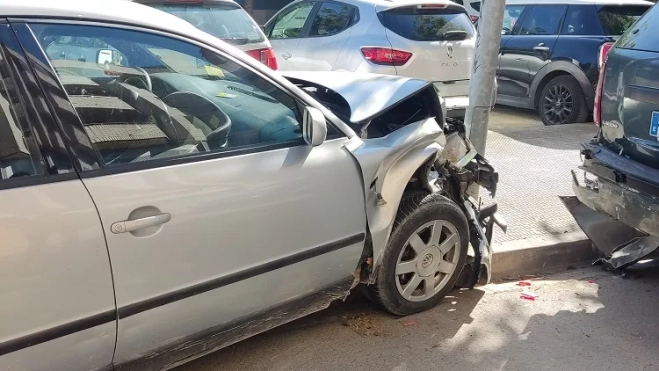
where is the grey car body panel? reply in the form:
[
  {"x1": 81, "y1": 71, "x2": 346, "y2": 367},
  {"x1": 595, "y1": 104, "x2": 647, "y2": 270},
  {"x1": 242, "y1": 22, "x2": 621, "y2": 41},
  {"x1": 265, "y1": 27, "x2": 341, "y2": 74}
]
[{"x1": 0, "y1": 180, "x2": 117, "y2": 371}]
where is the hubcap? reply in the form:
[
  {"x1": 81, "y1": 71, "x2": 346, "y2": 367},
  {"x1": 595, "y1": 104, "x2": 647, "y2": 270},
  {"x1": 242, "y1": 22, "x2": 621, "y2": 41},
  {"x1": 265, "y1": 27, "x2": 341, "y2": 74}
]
[
  {"x1": 542, "y1": 84, "x2": 573, "y2": 125},
  {"x1": 395, "y1": 220, "x2": 461, "y2": 302}
]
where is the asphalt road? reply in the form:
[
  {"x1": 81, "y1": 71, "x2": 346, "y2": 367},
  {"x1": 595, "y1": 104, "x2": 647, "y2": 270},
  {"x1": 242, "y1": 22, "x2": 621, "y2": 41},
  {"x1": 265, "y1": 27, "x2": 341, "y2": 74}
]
[{"x1": 175, "y1": 264, "x2": 659, "y2": 371}]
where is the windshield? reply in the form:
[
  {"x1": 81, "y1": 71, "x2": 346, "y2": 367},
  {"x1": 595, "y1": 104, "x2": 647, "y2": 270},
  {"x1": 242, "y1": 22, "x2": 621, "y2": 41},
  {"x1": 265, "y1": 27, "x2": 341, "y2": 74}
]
[
  {"x1": 597, "y1": 5, "x2": 649, "y2": 35},
  {"x1": 153, "y1": 3, "x2": 265, "y2": 45}
]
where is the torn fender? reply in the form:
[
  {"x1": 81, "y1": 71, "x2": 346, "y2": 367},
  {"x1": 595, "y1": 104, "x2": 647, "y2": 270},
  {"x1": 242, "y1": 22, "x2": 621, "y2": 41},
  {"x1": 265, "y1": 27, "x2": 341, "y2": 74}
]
[{"x1": 344, "y1": 118, "x2": 443, "y2": 273}]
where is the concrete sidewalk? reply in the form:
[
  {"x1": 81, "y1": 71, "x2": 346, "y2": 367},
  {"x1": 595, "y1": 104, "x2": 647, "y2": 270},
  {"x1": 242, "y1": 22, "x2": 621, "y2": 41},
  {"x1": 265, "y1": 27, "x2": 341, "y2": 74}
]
[{"x1": 486, "y1": 107, "x2": 599, "y2": 279}]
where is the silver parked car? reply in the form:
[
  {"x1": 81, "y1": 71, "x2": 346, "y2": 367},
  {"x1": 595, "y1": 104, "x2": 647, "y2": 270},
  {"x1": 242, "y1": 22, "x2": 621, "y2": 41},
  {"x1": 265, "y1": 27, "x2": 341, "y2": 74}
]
[
  {"x1": 0, "y1": 1, "x2": 503, "y2": 370},
  {"x1": 264, "y1": 0, "x2": 477, "y2": 120}
]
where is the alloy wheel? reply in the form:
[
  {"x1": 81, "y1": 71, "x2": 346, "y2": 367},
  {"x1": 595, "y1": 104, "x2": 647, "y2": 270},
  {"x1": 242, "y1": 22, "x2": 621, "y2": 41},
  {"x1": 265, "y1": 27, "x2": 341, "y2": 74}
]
[
  {"x1": 395, "y1": 220, "x2": 461, "y2": 302},
  {"x1": 542, "y1": 84, "x2": 574, "y2": 125}
]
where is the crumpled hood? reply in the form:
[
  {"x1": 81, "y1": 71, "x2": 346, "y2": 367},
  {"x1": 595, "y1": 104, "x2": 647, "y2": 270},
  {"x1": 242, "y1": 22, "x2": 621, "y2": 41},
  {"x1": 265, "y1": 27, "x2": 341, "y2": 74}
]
[{"x1": 280, "y1": 71, "x2": 431, "y2": 123}]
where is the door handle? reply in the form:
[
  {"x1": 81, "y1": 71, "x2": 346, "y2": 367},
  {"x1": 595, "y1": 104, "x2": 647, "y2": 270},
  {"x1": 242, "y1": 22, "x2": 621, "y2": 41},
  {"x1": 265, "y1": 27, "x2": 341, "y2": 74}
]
[
  {"x1": 533, "y1": 43, "x2": 549, "y2": 52},
  {"x1": 282, "y1": 52, "x2": 292, "y2": 60},
  {"x1": 111, "y1": 213, "x2": 171, "y2": 234}
]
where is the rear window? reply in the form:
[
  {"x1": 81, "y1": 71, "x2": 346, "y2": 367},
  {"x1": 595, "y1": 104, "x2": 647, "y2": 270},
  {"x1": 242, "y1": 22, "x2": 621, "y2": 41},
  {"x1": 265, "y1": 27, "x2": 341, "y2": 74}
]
[
  {"x1": 616, "y1": 4, "x2": 659, "y2": 52},
  {"x1": 379, "y1": 6, "x2": 475, "y2": 41},
  {"x1": 597, "y1": 5, "x2": 649, "y2": 35},
  {"x1": 152, "y1": 3, "x2": 265, "y2": 45}
]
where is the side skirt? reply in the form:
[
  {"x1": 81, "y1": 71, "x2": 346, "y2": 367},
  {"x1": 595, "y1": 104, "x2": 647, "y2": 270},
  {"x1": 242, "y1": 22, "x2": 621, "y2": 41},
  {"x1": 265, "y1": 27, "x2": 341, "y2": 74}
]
[{"x1": 115, "y1": 277, "x2": 354, "y2": 371}]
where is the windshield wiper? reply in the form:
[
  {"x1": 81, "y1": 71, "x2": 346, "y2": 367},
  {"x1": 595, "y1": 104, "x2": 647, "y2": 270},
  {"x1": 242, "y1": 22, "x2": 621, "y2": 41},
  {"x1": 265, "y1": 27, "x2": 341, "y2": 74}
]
[{"x1": 220, "y1": 37, "x2": 249, "y2": 45}]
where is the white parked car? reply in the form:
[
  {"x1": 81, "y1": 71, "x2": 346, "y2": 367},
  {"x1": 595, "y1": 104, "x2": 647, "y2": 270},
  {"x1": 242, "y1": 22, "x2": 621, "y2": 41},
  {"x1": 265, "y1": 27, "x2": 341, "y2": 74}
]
[
  {"x1": 451, "y1": 0, "x2": 481, "y2": 22},
  {"x1": 0, "y1": 1, "x2": 503, "y2": 370},
  {"x1": 264, "y1": 0, "x2": 477, "y2": 120},
  {"x1": 133, "y1": 0, "x2": 278, "y2": 69}
]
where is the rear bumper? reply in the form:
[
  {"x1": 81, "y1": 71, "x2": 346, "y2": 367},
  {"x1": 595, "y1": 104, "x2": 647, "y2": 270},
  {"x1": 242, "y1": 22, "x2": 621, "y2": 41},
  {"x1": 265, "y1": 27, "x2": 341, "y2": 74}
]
[
  {"x1": 443, "y1": 95, "x2": 469, "y2": 118},
  {"x1": 566, "y1": 143, "x2": 659, "y2": 266}
]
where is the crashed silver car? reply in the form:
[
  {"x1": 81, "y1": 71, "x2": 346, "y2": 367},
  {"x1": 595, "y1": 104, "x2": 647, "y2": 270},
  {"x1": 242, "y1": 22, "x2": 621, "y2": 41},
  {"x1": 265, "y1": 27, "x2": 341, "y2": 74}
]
[{"x1": 0, "y1": 1, "x2": 502, "y2": 370}]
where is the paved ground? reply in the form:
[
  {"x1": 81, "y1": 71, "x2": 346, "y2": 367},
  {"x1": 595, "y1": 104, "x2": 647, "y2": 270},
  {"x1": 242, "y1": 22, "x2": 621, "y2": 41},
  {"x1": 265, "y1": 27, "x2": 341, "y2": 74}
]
[
  {"x1": 486, "y1": 107, "x2": 598, "y2": 243},
  {"x1": 176, "y1": 264, "x2": 659, "y2": 371}
]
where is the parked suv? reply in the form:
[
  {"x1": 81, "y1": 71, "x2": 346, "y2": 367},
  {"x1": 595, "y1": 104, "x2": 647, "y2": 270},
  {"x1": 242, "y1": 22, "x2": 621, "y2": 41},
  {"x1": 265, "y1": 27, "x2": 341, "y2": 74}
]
[
  {"x1": 566, "y1": 2, "x2": 659, "y2": 271},
  {"x1": 497, "y1": 0, "x2": 652, "y2": 126},
  {"x1": 264, "y1": 0, "x2": 477, "y2": 120},
  {"x1": 451, "y1": 0, "x2": 481, "y2": 22},
  {"x1": 133, "y1": 0, "x2": 278, "y2": 69}
]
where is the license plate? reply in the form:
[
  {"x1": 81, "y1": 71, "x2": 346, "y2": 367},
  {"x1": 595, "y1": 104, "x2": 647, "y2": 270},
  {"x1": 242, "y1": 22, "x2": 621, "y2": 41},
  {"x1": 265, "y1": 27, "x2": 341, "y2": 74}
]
[{"x1": 651, "y1": 111, "x2": 659, "y2": 137}]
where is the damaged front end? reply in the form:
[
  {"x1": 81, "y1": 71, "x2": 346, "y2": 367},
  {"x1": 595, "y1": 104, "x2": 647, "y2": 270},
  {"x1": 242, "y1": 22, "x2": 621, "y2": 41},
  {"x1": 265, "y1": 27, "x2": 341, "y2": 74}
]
[
  {"x1": 284, "y1": 71, "x2": 505, "y2": 287},
  {"x1": 565, "y1": 142, "x2": 659, "y2": 271}
]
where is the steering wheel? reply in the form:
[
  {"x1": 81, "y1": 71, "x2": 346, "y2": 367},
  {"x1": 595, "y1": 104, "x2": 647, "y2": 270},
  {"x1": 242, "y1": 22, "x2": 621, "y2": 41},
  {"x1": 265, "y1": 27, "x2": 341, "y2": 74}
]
[
  {"x1": 120, "y1": 67, "x2": 152, "y2": 92},
  {"x1": 162, "y1": 91, "x2": 231, "y2": 149}
]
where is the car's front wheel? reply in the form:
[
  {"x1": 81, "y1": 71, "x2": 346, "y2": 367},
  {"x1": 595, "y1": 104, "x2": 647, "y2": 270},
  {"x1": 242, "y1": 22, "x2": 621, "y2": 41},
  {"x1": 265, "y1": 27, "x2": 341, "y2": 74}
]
[
  {"x1": 365, "y1": 192, "x2": 469, "y2": 316},
  {"x1": 538, "y1": 75, "x2": 588, "y2": 125}
]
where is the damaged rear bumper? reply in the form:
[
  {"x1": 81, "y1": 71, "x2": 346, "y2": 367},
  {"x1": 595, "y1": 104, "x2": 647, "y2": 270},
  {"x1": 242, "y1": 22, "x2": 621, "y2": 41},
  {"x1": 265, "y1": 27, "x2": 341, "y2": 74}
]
[{"x1": 566, "y1": 143, "x2": 659, "y2": 269}]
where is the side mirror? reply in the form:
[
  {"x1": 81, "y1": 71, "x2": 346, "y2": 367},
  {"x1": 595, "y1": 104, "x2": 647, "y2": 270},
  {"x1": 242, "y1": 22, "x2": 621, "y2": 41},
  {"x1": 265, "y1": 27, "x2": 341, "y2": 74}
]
[
  {"x1": 303, "y1": 106, "x2": 327, "y2": 147},
  {"x1": 97, "y1": 49, "x2": 113, "y2": 66}
]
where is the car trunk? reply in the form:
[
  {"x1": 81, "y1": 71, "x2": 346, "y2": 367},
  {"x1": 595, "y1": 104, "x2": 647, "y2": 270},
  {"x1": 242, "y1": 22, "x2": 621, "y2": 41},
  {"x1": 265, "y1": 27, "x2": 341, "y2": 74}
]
[
  {"x1": 600, "y1": 29, "x2": 659, "y2": 170},
  {"x1": 376, "y1": 2, "x2": 475, "y2": 98}
]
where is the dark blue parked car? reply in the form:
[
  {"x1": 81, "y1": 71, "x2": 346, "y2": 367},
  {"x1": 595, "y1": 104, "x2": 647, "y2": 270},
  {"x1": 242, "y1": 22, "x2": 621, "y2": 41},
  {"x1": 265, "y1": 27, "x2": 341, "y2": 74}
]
[{"x1": 495, "y1": 0, "x2": 651, "y2": 125}]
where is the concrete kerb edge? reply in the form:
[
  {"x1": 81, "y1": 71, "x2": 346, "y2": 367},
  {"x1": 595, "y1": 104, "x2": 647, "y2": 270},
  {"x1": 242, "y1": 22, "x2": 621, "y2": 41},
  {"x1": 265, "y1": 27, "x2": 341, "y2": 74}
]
[{"x1": 490, "y1": 231, "x2": 598, "y2": 281}]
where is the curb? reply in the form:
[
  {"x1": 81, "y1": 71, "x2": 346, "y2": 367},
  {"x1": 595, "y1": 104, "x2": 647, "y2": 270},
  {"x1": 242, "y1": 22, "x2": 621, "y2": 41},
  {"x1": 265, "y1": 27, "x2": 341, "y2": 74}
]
[{"x1": 491, "y1": 231, "x2": 597, "y2": 281}]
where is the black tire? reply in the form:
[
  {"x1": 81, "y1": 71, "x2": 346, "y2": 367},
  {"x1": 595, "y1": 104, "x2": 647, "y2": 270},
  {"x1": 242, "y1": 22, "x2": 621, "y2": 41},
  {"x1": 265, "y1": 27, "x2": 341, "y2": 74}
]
[
  {"x1": 365, "y1": 191, "x2": 469, "y2": 316},
  {"x1": 538, "y1": 75, "x2": 588, "y2": 126}
]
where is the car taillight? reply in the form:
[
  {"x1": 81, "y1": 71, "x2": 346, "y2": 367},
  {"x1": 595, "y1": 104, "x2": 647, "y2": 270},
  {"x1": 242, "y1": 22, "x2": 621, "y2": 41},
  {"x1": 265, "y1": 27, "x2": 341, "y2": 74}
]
[
  {"x1": 417, "y1": 4, "x2": 447, "y2": 9},
  {"x1": 361, "y1": 47, "x2": 412, "y2": 66},
  {"x1": 594, "y1": 43, "x2": 613, "y2": 126},
  {"x1": 598, "y1": 42, "x2": 614, "y2": 70},
  {"x1": 470, "y1": 15, "x2": 479, "y2": 23},
  {"x1": 245, "y1": 48, "x2": 278, "y2": 70}
]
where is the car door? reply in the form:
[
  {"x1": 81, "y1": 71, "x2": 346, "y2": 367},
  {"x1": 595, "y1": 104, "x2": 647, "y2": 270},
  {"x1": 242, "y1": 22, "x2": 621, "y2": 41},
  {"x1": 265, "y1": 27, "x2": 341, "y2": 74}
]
[
  {"x1": 497, "y1": 4, "x2": 531, "y2": 99},
  {"x1": 498, "y1": 4, "x2": 567, "y2": 104},
  {"x1": 265, "y1": 1, "x2": 318, "y2": 70},
  {"x1": 293, "y1": 1, "x2": 356, "y2": 71},
  {"x1": 0, "y1": 24, "x2": 116, "y2": 371},
  {"x1": 22, "y1": 21, "x2": 367, "y2": 367}
]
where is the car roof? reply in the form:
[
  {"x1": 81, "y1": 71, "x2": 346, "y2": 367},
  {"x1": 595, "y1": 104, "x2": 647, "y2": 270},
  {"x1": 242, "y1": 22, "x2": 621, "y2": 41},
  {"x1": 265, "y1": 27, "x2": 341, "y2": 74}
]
[
  {"x1": 321, "y1": 0, "x2": 456, "y2": 6},
  {"x1": 504, "y1": 0, "x2": 653, "y2": 6},
  {"x1": 0, "y1": 0, "x2": 207, "y2": 37}
]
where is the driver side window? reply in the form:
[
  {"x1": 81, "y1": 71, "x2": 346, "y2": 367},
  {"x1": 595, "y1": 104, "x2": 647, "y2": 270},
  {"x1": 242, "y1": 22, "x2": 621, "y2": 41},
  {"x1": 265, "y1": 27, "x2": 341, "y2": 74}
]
[
  {"x1": 30, "y1": 23, "x2": 304, "y2": 168},
  {"x1": 502, "y1": 5, "x2": 526, "y2": 35}
]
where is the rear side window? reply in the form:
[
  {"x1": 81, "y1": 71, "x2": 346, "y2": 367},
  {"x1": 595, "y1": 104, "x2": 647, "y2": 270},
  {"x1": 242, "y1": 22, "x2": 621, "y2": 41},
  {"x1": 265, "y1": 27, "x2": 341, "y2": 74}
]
[
  {"x1": 561, "y1": 5, "x2": 602, "y2": 35},
  {"x1": 597, "y1": 5, "x2": 649, "y2": 36},
  {"x1": 470, "y1": 2, "x2": 480, "y2": 12},
  {"x1": 518, "y1": 5, "x2": 567, "y2": 35},
  {"x1": 309, "y1": 2, "x2": 354, "y2": 37},
  {"x1": 379, "y1": 6, "x2": 475, "y2": 41},
  {"x1": 152, "y1": 3, "x2": 265, "y2": 45},
  {"x1": 617, "y1": 4, "x2": 659, "y2": 52}
]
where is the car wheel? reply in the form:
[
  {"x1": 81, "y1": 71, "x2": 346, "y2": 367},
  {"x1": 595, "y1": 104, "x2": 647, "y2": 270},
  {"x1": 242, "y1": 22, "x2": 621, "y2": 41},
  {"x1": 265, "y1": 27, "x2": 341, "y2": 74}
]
[
  {"x1": 538, "y1": 75, "x2": 588, "y2": 125},
  {"x1": 365, "y1": 191, "x2": 469, "y2": 316}
]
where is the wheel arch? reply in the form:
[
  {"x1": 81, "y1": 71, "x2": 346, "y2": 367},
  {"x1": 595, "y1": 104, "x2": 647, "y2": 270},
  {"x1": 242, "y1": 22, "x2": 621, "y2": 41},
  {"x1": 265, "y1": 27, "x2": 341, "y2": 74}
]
[{"x1": 530, "y1": 61, "x2": 595, "y2": 112}]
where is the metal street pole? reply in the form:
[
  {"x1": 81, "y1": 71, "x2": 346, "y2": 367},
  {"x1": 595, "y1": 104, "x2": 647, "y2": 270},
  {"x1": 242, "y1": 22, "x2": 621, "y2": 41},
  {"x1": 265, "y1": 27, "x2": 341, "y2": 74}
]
[{"x1": 464, "y1": 0, "x2": 505, "y2": 157}]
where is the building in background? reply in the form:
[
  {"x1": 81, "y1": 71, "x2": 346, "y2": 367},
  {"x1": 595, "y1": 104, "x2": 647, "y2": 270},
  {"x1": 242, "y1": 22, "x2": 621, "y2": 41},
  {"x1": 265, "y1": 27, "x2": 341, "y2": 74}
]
[{"x1": 235, "y1": 0, "x2": 293, "y2": 24}]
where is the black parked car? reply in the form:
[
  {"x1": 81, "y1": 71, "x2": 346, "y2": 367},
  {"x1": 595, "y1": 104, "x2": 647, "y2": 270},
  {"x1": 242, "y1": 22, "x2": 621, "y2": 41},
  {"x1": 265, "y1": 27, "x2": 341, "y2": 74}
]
[
  {"x1": 565, "y1": 2, "x2": 659, "y2": 271},
  {"x1": 496, "y1": 0, "x2": 652, "y2": 126}
]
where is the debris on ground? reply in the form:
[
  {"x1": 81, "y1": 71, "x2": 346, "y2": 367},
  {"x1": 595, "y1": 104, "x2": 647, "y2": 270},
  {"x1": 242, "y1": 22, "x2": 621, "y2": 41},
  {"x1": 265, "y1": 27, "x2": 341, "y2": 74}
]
[
  {"x1": 339, "y1": 313, "x2": 382, "y2": 336},
  {"x1": 517, "y1": 281, "x2": 532, "y2": 287},
  {"x1": 403, "y1": 321, "x2": 417, "y2": 327},
  {"x1": 520, "y1": 290, "x2": 539, "y2": 301}
]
